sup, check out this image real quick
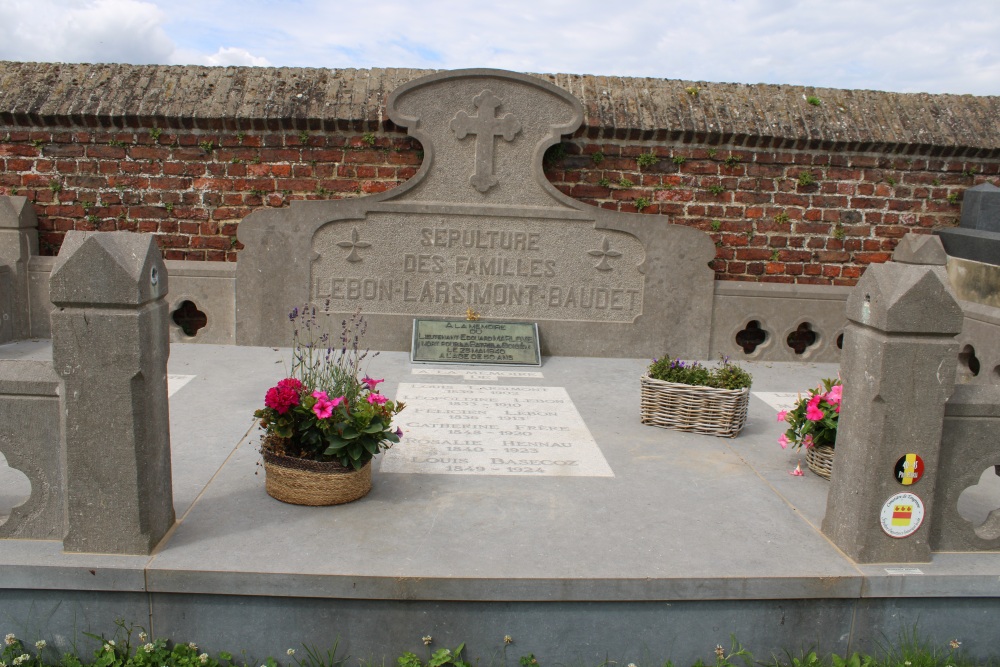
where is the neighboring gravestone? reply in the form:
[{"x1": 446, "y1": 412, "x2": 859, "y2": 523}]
[
  {"x1": 236, "y1": 69, "x2": 715, "y2": 358},
  {"x1": 50, "y1": 231, "x2": 175, "y2": 555},
  {"x1": 0, "y1": 196, "x2": 39, "y2": 342},
  {"x1": 935, "y1": 183, "x2": 1000, "y2": 265},
  {"x1": 821, "y1": 235, "x2": 964, "y2": 563}
]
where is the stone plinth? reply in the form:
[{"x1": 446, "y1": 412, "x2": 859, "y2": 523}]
[
  {"x1": 49, "y1": 231, "x2": 174, "y2": 555},
  {"x1": 0, "y1": 196, "x2": 39, "y2": 342}
]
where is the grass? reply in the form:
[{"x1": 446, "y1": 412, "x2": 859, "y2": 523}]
[{"x1": 0, "y1": 624, "x2": 992, "y2": 667}]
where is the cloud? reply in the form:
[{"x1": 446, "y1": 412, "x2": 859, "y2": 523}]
[
  {"x1": 0, "y1": 0, "x2": 174, "y2": 64},
  {"x1": 202, "y1": 47, "x2": 270, "y2": 67}
]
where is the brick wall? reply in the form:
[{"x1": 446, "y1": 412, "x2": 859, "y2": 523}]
[{"x1": 1, "y1": 62, "x2": 998, "y2": 285}]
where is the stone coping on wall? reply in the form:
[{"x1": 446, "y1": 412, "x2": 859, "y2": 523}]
[{"x1": 1, "y1": 61, "x2": 998, "y2": 156}]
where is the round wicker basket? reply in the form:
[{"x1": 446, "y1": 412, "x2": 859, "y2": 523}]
[
  {"x1": 262, "y1": 450, "x2": 372, "y2": 505},
  {"x1": 805, "y1": 444, "x2": 835, "y2": 480}
]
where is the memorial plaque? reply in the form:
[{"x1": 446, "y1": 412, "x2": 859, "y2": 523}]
[
  {"x1": 411, "y1": 319, "x2": 540, "y2": 365},
  {"x1": 380, "y1": 383, "x2": 614, "y2": 477}
]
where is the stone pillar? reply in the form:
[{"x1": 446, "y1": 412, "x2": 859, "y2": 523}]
[
  {"x1": 50, "y1": 231, "x2": 175, "y2": 554},
  {"x1": 821, "y1": 234, "x2": 964, "y2": 563},
  {"x1": 0, "y1": 196, "x2": 39, "y2": 342}
]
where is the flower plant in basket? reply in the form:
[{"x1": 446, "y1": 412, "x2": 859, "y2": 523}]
[
  {"x1": 778, "y1": 377, "x2": 841, "y2": 479},
  {"x1": 254, "y1": 306, "x2": 404, "y2": 505},
  {"x1": 640, "y1": 356, "x2": 753, "y2": 438}
]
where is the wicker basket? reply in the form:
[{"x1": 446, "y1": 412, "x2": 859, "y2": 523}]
[
  {"x1": 640, "y1": 375, "x2": 750, "y2": 438},
  {"x1": 262, "y1": 450, "x2": 372, "y2": 505},
  {"x1": 805, "y1": 444, "x2": 835, "y2": 480}
]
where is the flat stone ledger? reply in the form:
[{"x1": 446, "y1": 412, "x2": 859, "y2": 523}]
[
  {"x1": 236, "y1": 69, "x2": 715, "y2": 358},
  {"x1": 380, "y1": 383, "x2": 614, "y2": 477},
  {"x1": 412, "y1": 320, "x2": 540, "y2": 365}
]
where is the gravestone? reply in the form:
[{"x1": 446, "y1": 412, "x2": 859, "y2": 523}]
[
  {"x1": 0, "y1": 196, "x2": 39, "y2": 342},
  {"x1": 935, "y1": 183, "x2": 1000, "y2": 265},
  {"x1": 50, "y1": 231, "x2": 175, "y2": 555},
  {"x1": 236, "y1": 69, "x2": 715, "y2": 358}
]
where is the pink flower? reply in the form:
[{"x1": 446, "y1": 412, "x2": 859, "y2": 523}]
[
  {"x1": 803, "y1": 434, "x2": 814, "y2": 448},
  {"x1": 395, "y1": 427, "x2": 403, "y2": 438},
  {"x1": 362, "y1": 376, "x2": 384, "y2": 390},
  {"x1": 367, "y1": 393, "x2": 388, "y2": 405},
  {"x1": 825, "y1": 384, "x2": 842, "y2": 405},
  {"x1": 806, "y1": 395, "x2": 825, "y2": 421},
  {"x1": 789, "y1": 462, "x2": 804, "y2": 476},
  {"x1": 330, "y1": 395, "x2": 345, "y2": 408},
  {"x1": 778, "y1": 433, "x2": 789, "y2": 449},
  {"x1": 312, "y1": 390, "x2": 328, "y2": 400},
  {"x1": 776, "y1": 410, "x2": 788, "y2": 422},
  {"x1": 264, "y1": 385, "x2": 299, "y2": 414},
  {"x1": 313, "y1": 397, "x2": 334, "y2": 419},
  {"x1": 277, "y1": 378, "x2": 302, "y2": 392}
]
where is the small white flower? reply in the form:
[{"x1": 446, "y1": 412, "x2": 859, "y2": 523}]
[
  {"x1": 139, "y1": 632, "x2": 148, "y2": 642},
  {"x1": 189, "y1": 643, "x2": 198, "y2": 651},
  {"x1": 629, "y1": 663, "x2": 637, "y2": 667},
  {"x1": 503, "y1": 635, "x2": 513, "y2": 645},
  {"x1": 199, "y1": 653, "x2": 209, "y2": 664},
  {"x1": 422, "y1": 636, "x2": 432, "y2": 646},
  {"x1": 0, "y1": 659, "x2": 7, "y2": 667},
  {"x1": 949, "y1": 639, "x2": 962, "y2": 650},
  {"x1": 4, "y1": 634, "x2": 16, "y2": 646},
  {"x1": 286, "y1": 649, "x2": 295, "y2": 656},
  {"x1": 103, "y1": 644, "x2": 112, "y2": 653},
  {"x1": 144, "y1": 643, "x2": 155, "y2": 653},
  {"x1": 35, "y1": 641, "x2": 46, "y2": 651},
  {"x1": 13, "y1": 655, "x2": 29, "y2": 666},
  {"x1": 108, "y1": 640, "x2": 116, "y2": 647}
]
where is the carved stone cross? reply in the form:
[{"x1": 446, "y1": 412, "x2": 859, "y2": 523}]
[{"x1": 450, "y1": 90, "x2": 521, "y2": 193}]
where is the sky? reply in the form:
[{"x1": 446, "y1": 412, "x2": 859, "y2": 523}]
[{"x1": 0, "y1": 0, "x2": 997, "y2": 96}]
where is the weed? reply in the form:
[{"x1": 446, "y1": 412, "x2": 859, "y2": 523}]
[
  {"x1": 947, "y1": 192, "x2": 960, "y2": 204},
  {"x1": 544, "y1": 142, "x2": 567, "y2": 166},
  {"x1": 806, "y1": 96, "x2": 822, "y2": 106},
  {"x1": 771, "y1": 249, "x2": 780, "y2": 261},
  {"x1": 249, "y1": 188, "x2": 266, "y2": 198},
  {"x1": 149, "y1": 127, "x2": 162, "y2": 141},
  {"x1": 709, "y1": 184, "x2": 725, "y2": 195},
  {"x1": 362, "y1": 132, "x2": 376, "y2": 146},
  {"x1": 49, "y1": 180, "x2": 62, "y2": 193},
  {"x1": 798, "y1": 171, "x2": 817, "y2": 187},
  {"x1": 618, "y1": 177, "x2": 634, "y2": 188},
  {"x1": 707, "y1": 148, "x2": 718, "y2": 158},
  {"x1": 685, "y1": 86, "x2": 699, "y2": 97},
  {"x1": 672, "y1": 155, "x2": 687, "y2": 166},
  {"x1": 885, "y1": 176, "x2": 896, "y2": 186},
  {"x1": 82, "y1": 201, "x2": 92, "y2": 211},
  {"x1": 774, "y1": 211, "x2": 790, "y2": 224},
  {"x1": 236, "y1": 131, "x2": 247, "y2": 142},
  {"x1": 108, "y1": 138, "x2": 126, "y2": 148},
  {"x1": 710, "y1": 220, "x2": 722, "y2": 231},
  {"x1": 86, "y1": 214, "x2": 98, "y2": 224},
  {"x1": 199, "y1": 140, "x2": 214, "y2": 153},
  {"x1": 416, "y1": 150, "x2": 424, "y2": 160},
  {"x1": 164, "y1": 202, "x2": 174, "y2": 214},
  {"x1": 747, "y1": 227, "x2": 755, "y2": 241},
  {"x1": 932, "y1": 178, "x2": 942, "y2": 186},
  {"x1": 724, "y1": 155, "x2": 742, "y2": 166},
  {"x1": 31, "y1": 138, "x2": 45, "y2": 148},
  {"x1": 598, "y1": 177, "x2": 612, "y2": 188},
  {"x1": 833, "y1": 223, "x2": 846, "y2": 240},
  {"x1": 298, "y1": 130, "x2": 310, "y2": 143},
  {"x1": 592, "y1": 151, "x2": 604, "y2": 165},
  {"x1": 964, "y1": 167, "x2": 978, "y2": 177},
  {"x1": 231, "y1": 157, "x2": 241, "y2": 164},
  {"x1": 635, "y1": 196, "x2": 650, "y2": 211},
  {"x1": 316, "y1": 186, "x2": 329, "y2": 196},
  {"x1": 637, "y1": 152, "x2": 658, "y2": 168}
]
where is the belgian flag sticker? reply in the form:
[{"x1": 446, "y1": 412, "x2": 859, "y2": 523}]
[
  {"x1": 880, "y1": 492, "x2": 925, "y2": 538},
  {"x1": 894, "y1": 453, "x2": 924, "y2": 485}
]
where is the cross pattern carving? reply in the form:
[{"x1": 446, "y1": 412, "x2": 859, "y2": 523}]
[
  {"x1": 450, "y1": 90, "x2": 521, "y2": 193},
  {"x1": 588, "y1": 236, "x2": 622, "y2": 272},
  {"x1": 337, "y1": 226, "x2": 371, "y2": 263}
]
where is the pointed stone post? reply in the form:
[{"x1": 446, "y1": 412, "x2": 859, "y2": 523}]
[
  {"x1": 821, "y1": 234, "x2": 964, "y2": 563},
  {"x1": 50, "y1": 231, "x2": 175, "y2": 554},
  {"x1": 0, "y1": 196, "x2": 39, "y2": 342}
]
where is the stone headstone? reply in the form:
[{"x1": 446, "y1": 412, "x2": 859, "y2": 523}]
[
  {"x1": 236, "y1": 69, "x2": 715, "y2": 358},
  {"x1": 891, "y1": 233, "x2": 947, "y2": 266},
  {"x1": 821, "y1": 260, "x2": 963, "y2": 563},
  {"x1": 935, "y1": 183, "x2": 1000, "y2": 265},
  {"x1": 50, "y1": 231, "x2": 175, "y2": 555}
]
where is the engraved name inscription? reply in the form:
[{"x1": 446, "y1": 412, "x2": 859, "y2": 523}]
[
  {"x1": 310, "y1": 214, "x2": 645, "y2": 323},
  {"x1": 379, "y1": 383, "x2": 614, "y2": 477}
]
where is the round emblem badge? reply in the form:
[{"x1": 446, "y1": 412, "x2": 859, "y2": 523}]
[
  {"x1": 879, "y1": 492, "x2": 925, "y2": 538},
  {"x1": 894, "y1": 453, "x2": 924, "y2": 485}
]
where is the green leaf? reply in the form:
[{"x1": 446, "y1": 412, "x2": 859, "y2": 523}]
[
  {"x1": 383, "y1": 432, "x2": 400, "y2": 443},
  {"x1": 364, "y1": 419, "x2": 385, "y2": 434},
  {"x1": 342, "y1": 426, "x2": 360, "y2": 439}
]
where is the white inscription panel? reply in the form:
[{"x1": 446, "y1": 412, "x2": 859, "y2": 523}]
[
  {"x1": 753, "y1": 392, "x2": 801, "y2": 413},
  {"x1": 381, "y1": 383, "x2": 614, "y2": 477},
  {"x1": 411, "y1": 368, "x2": 544, "y2": 382}
]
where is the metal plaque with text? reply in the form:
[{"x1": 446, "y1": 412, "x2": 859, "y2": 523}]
[{"x1": 411, "y1": 319, "x2": 540, "y2": 366}]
